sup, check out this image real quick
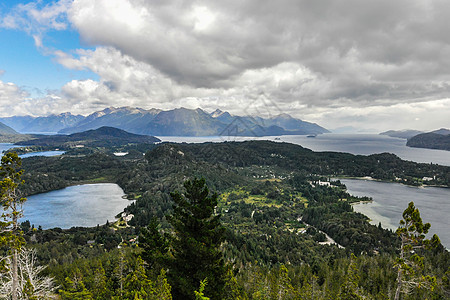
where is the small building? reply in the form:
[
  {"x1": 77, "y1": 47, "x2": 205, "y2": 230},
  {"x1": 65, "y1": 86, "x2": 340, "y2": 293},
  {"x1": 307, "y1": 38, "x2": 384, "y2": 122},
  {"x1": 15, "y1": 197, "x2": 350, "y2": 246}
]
[{"x1": 318, "y1": 180, "x2": 331, "y2": 186}]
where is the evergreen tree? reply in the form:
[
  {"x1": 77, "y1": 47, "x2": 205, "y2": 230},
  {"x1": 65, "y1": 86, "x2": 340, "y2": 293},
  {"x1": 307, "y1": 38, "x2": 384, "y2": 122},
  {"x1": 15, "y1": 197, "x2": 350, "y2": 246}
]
[
  {"x1": 194, "y1": 279, "x2": 210, "y2": 300},
  {"x1": 394, "y1": 201, "x2": 440, "y2": 300},
  {"x1": 338, "y1": 254, "x2": 365, "y2": 300},
  {"x1": 0, "y1": 152, "x2": 27, "y2": 300},
  {"x1": 298, "y1": 275, "x2": 324, "y2": 300},
  {"x1": 273, "y1": 265, "x2": 296, "y2": 300},
  {"x1": 167, "y1": 178, "x2": 226, "y2": 300},
  {"x1": 223, "y1": 268, "x2": 246, "y2": 300},
  {"x1": 91, "y1": 263, "x2": 107, "y2": 299},
  {"x1": 59, "y1": 277, "x2": 93, "y2": 300},
  {"x1": 154, "y1": 269, "x2": 172, "y2": 300},
  {"x1": 123, "y1": 256, "x2": 154, "y2": 299},
  {"x1": 139, "y1": 217, "x2": 169, "y2": 273}
]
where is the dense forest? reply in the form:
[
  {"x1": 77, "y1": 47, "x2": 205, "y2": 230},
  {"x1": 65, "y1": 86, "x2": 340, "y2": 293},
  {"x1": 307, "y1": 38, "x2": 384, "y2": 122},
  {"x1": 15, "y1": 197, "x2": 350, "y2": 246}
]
[
  {"x1": 407, "y1": 132, "x2": 450, "y2": 151},
  {"x1": 1, "y1": 141, "x2": 449, "y2": 299}
]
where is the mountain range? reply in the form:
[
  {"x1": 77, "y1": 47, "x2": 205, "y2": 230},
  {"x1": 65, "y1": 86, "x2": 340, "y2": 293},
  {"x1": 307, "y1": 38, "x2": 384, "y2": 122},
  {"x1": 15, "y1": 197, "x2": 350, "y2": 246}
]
[
  {"x1": 379, "y1": 129, "x2": 424, "y2": 139},
  {"x1": 0, "y1": 107, "x2": 329, "y2": 137},
  {"x1": 0, "y1": 121, "x2": 18, "y2": 135}
]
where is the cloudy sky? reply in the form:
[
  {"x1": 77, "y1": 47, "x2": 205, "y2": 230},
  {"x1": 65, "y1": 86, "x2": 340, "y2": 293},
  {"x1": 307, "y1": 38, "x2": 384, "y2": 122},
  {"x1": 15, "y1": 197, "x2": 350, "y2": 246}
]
[{"x1": 1, "y1": 0, "x2": 449, "y2": 132}]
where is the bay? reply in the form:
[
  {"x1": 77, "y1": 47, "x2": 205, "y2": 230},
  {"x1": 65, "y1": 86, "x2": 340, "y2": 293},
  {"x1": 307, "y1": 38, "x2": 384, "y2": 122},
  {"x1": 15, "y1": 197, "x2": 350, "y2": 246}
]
[
  {"x1": 22, "y1": 183, "x2": 129, "y2": 229},
  {"x1": 157, "y1": 134, "x2": 450, "y2": 166},
  {"x1": 342, "y1": 179, "x2": 450, "y2": 249},
  {"x1": 0, "y1": 143, "x2": 65, "y2": 157},
  {"x1": 20, "y1": 150, "x2": 65, "y2": 158}
]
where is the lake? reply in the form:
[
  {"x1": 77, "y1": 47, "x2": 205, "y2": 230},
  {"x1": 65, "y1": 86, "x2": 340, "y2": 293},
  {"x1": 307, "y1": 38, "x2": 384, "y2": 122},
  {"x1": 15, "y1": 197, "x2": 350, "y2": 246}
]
[
  {"x1": 20, "y1": 150, "x2": 65, "y2": 158},
  {"x1": 342, "y1": 179, "x2": 450, "y2": 249},
  {"x1": 22, "y1": 183, "x2": 130, "y2": 229},
  {"x1": 158, "y1": 134, "x2": 450, "y2": 166},
  {"x1": 0, "y1": 143, "x2": 65, "y2": 158}
]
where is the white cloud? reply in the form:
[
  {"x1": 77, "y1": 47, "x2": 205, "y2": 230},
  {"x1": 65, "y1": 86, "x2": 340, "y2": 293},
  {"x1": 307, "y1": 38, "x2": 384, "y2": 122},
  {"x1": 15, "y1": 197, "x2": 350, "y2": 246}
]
[
  {"x1": 1, "y1": 0, "x2": 70, "y2": 32},
  {"x1": 0, "y1": 80, "x2": 30, "y2": 116},
  {"x1": 52, "y1": 47, "x2": 326, "y2": 114},
  {"x1": 304, "y1": 99, "x2": 450, "y2": 132}
]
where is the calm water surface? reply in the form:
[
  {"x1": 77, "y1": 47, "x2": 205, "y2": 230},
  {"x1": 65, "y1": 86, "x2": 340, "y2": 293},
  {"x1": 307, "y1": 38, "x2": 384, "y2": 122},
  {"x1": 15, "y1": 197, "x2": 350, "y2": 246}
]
[
  {"x1": 0, "y1": 143, "x2": 65, "y2": 157},
  {"x1": 158, "y1": 134, "x2": 450, "y2": 166},
  {"x1": 342, "y1": 179, "x2": 450, "y2": 249},
  {"x1": 20, "y1": 150, "x2": 65, "y2": 158},
  {"x1": 23, "y1": 183, "x2": 129, "y2": 229}
]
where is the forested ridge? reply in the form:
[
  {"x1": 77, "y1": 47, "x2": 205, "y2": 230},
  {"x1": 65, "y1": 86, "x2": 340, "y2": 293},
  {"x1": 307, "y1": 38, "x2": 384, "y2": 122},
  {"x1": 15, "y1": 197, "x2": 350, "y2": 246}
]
[{"x1": 1, "y1": 140, "x2": 449, "y2": 299}]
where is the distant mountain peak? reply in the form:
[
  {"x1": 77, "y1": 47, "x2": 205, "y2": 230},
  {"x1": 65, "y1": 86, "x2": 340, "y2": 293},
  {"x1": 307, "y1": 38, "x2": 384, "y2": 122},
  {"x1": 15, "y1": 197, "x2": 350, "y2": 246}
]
[
  {"x1": 3, "y1": 106, "x2": 329, "y2": 137},
  {"x1": 432, "y1": 128, "x2": 450, "y2": 135},
  {"x1": 273, "y1": 113, "x2": 293, "y2": 119},
  {"x1": 210, "y1": 109, "x2": 224, "y2": 118},
  {"x1": 52, "y1": 112, "x2": 74, "y2": 117},
  {"x1": 380, "y1": 129, "x2": 424, "y2": 139}
]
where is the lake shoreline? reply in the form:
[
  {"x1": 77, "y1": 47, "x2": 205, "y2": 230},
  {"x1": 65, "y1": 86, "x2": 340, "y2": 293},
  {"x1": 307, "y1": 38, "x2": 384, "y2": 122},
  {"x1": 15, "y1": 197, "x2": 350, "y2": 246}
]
[
  {"x1": 342, "y1": 178, "x2": 450, "y2": 249},
  {"x1": 337, "y1": 176, "x2": 450, "y2": 189},
  {"x1": 23, "y1": 183, "x2": 130, "y2": 229}
]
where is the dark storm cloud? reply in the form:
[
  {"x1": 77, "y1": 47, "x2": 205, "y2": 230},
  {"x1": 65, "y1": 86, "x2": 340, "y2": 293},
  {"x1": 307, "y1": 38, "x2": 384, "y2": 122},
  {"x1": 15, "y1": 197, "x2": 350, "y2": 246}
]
[{"x1": 67, "y1": 0, "x2": 450, "y2": 105}]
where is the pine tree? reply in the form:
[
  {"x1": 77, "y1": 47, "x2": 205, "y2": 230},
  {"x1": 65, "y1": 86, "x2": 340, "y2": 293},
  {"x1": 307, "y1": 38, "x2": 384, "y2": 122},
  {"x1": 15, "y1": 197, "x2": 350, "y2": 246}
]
[
  {"x1": 223, "y1": 268, "x2": 245, "y2": 300},
  {"x1": 194, "y1": 279, "x2": 210, "y2": 300},
  {"x1": 139, "y1": 217, "x2": 169, "y2": 273},
  {"x1": 123, "y1": 256, "x2": 154, "y2": 299},
  {"x1": 298, "y1": 274, "x2": 324, "y2": 300},
  {"x1": 91, "y1": 263, "x2": 107, "y2": 299},
  {"x1": 394, "y1": 201, "x2": 440, "y2": 300},
  {"x1": 273, "y1": 265, "x2": 296, "y2": 300},
  {"x1": 338, "y1": 253, "x2": 365, "y2": 300},
  {"x1": 154, "y1": 269, "x2": 172, "y2": 300},
  {"x1": 59, "y1": 277, "x2": 93, "y2": 300},
  {"x1": 167, "y1": 178, "x2": 226, "y2": 300},
  {"x1": 0, "y1": 152, "x2": 27, "y2": 300}
]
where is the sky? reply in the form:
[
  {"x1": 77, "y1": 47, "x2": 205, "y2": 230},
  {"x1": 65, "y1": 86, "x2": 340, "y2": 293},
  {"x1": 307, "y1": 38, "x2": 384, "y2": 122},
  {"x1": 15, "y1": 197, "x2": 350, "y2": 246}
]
[{"x1": 0, "y1": 0, "x2": 449, "y2": 132}]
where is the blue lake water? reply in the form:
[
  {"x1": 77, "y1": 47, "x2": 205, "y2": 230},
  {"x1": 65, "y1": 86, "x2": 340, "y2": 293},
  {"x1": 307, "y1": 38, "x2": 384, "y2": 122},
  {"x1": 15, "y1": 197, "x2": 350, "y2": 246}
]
[
  {"x1": 0, "y1": 143, "x2": 65, "y2": 157},
  {"x1": 158, "y1": 134, "x2": 450, "y2": 166},
  {"x1": 22, "y1": 183, "x2": 130, "y2": 229},
  {"x1": 343, "y1": 179, "x2": 450, "y2": 249},
  {"x1": 20, "y1": 151, "x2": 65, "y2": 158}
]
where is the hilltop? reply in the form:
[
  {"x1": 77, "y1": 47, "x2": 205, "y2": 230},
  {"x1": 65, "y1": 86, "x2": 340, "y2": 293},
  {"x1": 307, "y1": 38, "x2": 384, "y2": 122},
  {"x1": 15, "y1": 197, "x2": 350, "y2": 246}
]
[
  {"x1": 407, "y1": 128, "x2": 450, "y2": 151},
  {"x1": 0, "y1": 121, "x2": 18, "y2": 135},
  {"x1": 380, "y1": 129, "x2": 424, "y2": 139},
  {"x1": 15, "y1": 126, "x2": 160, "y2": 148}
]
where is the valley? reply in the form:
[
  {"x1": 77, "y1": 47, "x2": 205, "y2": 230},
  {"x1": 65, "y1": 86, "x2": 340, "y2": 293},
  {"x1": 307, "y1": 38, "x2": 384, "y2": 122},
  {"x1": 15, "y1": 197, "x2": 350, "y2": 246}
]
[{"x1": 1, "y1": 130, "x2": 449, "y2": 299}]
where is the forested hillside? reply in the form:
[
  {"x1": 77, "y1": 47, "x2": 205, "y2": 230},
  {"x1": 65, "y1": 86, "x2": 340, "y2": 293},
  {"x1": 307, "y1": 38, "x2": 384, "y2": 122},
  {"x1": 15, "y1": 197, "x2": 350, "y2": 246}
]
[
  {"x1": 407, "y1": 132, "x2": 450, "y2": 151},
  {"x1": 1, "y1": 141, "x2": 449, "y2": 299}
]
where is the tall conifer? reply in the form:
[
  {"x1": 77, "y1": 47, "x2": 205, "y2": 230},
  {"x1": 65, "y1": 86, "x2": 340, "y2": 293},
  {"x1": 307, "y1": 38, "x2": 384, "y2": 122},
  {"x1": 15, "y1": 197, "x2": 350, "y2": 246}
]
[{"x1": 167, "y1": 178, "x2": 226, "y2": 299}]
